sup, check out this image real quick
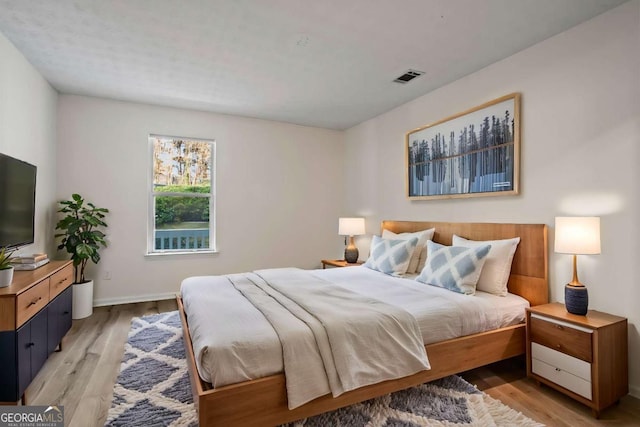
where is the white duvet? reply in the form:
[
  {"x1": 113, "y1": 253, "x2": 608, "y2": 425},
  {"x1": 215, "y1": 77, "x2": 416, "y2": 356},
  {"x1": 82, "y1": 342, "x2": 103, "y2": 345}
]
[
  {"x1": 224, "y1": 268, "x2": 429, "y2": 408},
  {"x1": 180, "y1": 266, "x2": 528, "y2": 403}
]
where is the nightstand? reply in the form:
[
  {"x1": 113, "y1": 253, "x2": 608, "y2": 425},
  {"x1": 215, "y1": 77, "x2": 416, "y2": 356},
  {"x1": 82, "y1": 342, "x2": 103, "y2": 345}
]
[
  {"x1": 321, "y1": 259, "x2": 364, "y2": 269},
  {"x1": 526, "y1": 302, "x2": 628, "y2": 418}
]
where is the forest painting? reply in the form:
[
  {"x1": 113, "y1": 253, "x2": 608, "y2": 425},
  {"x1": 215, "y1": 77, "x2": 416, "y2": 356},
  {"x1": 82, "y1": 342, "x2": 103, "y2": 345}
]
[{"x1": 406, "y1": 93, "x2": 520, "y2": 200}]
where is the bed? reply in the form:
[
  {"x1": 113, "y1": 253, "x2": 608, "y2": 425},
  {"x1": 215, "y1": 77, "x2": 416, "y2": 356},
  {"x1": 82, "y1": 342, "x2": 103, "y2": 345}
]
[{"x1": 177, "y1": 220, "x2": 548, "y2": 426}]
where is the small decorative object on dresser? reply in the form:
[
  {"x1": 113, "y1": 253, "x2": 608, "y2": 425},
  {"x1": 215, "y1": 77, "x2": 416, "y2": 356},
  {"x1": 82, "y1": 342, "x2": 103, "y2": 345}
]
[
  {"x1": 0, "y1": 247, "x2": 16, "y2": 287},
  {"x1": 526, "y1": 303, "x2": 628, "y2": 418},
  {"x1": 338, "y1": 217, "x2": 365, "y2": 263},
  {"x1": 554, "y1": 217, "x2": 601, "y2": 315}
]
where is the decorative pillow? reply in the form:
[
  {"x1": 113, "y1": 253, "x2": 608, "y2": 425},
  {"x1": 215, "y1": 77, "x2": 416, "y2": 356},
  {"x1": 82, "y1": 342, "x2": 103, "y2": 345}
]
[
  {"x1": 364, "y1": 235, "x2": 419, "y2": 276},
  {"x1": 452, "y1": 235, "x2": 520, "y2": 296},
  {"x1": 416, "y1": 241, "x2": 491, "y2": 295},
  {"x1": 381, "y1": 228, "x2": 435, "y2": 274}
]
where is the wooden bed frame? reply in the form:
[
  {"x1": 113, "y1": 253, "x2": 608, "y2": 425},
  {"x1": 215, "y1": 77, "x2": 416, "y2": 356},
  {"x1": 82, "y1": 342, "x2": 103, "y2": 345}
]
[{"x1": 177, "y1": 220, "x2": 548, "y2": 426}]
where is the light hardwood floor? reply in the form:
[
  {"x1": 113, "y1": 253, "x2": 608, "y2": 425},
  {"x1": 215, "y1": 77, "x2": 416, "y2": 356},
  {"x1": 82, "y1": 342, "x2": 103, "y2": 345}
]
[
  {"x1": 24, "y1": 300, "x2": 640, "y2": 427},
  {"x1": 461, "y1": 359, "x2": 640, "y2": 426}
]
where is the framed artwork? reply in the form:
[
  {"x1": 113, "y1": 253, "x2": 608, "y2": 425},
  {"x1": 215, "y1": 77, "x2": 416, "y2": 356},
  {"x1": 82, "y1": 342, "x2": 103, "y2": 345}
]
[{"x1": 406, "y1": 93, "x2": 520, "y2": 200}]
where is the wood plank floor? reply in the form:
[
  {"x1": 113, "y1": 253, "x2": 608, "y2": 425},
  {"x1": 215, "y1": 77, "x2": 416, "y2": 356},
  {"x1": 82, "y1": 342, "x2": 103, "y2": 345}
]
[
  {"x1": 461, "y1": 358, "x2": 640, "y2": 426},
  {"x1": 24, "y1": 300, "x2": 640, "y2": 426}
]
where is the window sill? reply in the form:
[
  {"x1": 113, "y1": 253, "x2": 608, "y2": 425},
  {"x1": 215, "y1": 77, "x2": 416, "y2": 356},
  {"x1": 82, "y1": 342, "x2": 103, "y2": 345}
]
[{"x1": 145, "y1": 250, "x2": 219, "y2": 258}]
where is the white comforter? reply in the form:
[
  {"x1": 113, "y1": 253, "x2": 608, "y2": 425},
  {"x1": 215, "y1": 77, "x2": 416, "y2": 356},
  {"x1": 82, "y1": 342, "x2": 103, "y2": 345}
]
[
  {"x1": 181, "y1": 266, "x2": 528, "y2": 405},
  {"x1": 225, "y1": 268, "x2": 429, "y2": 408}
]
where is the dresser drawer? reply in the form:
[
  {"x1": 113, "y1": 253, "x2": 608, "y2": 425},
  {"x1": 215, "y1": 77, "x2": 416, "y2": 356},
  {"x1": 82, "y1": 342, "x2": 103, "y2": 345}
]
[
  {"x1": 50, "y1": 264, "x2": 74, "y2": 300},
  {"x1": 530, "y1": 314, "x2": 592, "y2": 362},
  {"x1": 16, "y1": 279, "x2": 50, "y2": 328}
]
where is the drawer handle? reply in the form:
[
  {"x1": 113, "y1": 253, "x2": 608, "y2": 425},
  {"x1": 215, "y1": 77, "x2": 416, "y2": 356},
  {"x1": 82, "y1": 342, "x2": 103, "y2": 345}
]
[
  {"x1": 556, "y1": 344, "x2": 562, "y2": 350},
  {"x1": 555, "y1": 367, "x2": 561, "y2": 372},
  {"x1": 27, "y1": 342, "x2": 35, "y2": 348},
  {"x1": 58, "y1": 277, "x2": 69, "y2": 285},
  {"x1": 555, "y1": 324, "x2": 563, "y2": 330},
  {"x1": 63, "y1": 311, "x2": 70, "y2": 315},
  {"x1": 27, "y1": 297, "x2": 42, "y2": 307}
]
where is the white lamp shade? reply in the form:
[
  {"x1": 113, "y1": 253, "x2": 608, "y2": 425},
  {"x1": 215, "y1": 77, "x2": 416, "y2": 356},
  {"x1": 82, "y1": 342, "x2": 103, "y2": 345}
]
[
  {"x1": 554, "y1": 216, "x2": 601, "y2": 255},
  {"x1": 338, "y1": 217, "x2": 365, "y2": 236}
]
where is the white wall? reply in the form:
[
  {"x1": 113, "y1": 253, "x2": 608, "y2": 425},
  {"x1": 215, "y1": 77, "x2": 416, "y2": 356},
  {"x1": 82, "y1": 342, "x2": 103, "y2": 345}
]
[
  {"x1": 344, "y1": 0, "x2": 640, "y2": 396},
  {"x1": 57, "y1": 95, "x2": 345, "y2": 305},
  {"x1": 0, "y1": 33, "x2": 58, "y2": 256}
]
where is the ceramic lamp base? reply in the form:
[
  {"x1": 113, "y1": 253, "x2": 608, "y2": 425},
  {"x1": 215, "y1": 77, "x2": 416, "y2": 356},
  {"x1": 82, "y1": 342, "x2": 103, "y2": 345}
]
[
  {"x1": 344, "y1": 246, "x2": 359, "y2": 263},
  {"x1": 565, "y1": 284, "x2": 588, "y2": 315}
]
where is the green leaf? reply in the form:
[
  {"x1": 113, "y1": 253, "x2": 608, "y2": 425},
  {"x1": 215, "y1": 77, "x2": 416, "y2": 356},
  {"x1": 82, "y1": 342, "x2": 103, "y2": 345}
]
[
  {"x1": 75, "y1": 243, "x2": 94, "y2": 258},
  {"x1": 86, "y1": 216, "x2": 101, "y2": 226}
]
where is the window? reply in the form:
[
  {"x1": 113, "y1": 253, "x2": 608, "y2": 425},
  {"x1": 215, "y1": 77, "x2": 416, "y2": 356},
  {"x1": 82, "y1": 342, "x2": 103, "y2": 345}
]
[{"x1": 148, "y1": 135, "x2": 215, "y2": 254}]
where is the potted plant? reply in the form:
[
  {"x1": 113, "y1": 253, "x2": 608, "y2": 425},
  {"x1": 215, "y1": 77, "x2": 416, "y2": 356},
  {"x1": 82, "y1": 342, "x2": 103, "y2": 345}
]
[
  {"x1": 0, "y1": 246, "x2": 16, "y2": 287},
  {"x1": 55, "y1": 193, "x2": 109, "y2": 319}
]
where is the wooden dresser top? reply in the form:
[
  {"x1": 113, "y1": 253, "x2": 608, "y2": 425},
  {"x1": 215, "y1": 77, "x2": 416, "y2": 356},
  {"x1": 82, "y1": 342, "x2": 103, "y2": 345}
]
[{"x1": 0, "y1": 260, "x2": 73, "y2": 297}]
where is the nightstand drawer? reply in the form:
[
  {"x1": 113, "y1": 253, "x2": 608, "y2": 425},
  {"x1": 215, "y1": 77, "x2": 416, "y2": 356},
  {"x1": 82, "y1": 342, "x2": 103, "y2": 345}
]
[
  {"x1": 532, "y1": 357, "x2": 592, "y2": 400},
  {"x1": 530, "y1": 314, "x2": 592, "y2": 362},
  {"x1": 531, "y1": 342, "x2": 591, "y2": 381}
]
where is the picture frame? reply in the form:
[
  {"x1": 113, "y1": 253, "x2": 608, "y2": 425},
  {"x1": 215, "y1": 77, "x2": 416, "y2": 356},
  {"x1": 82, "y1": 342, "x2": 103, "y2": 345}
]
[{"x1": 406, "y1": 93, "x2": 520, "y2": 200}]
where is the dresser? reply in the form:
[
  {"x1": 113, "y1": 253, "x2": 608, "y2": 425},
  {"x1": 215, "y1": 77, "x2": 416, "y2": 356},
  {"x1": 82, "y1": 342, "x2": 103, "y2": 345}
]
[
  {"x1": 0, "y1": 260, "x2": 74, "y2": 404},
  {"x1": 526, "y1": 303, "x2": 628, "y2": 418}
]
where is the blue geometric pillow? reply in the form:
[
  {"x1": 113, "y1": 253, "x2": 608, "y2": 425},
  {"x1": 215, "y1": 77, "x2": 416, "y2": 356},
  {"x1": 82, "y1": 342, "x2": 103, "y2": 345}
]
[
  {"x1": 363, "y1": 235, "x2": 419, "y2": 276},
  {"x1": 416, "y1": 241, "x2": 491, "y2": 295}
]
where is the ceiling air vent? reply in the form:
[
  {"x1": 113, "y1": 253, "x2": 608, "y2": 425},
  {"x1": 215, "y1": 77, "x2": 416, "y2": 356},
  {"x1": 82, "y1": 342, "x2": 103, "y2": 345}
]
[{"x1": 393, "y1": 69, "x2": 425, "y2": 84}]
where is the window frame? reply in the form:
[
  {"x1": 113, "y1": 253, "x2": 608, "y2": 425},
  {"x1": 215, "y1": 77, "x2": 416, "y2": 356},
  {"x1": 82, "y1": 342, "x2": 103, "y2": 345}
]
[{"x1": 146, "y1": 134, "x2": 217, "y2": 256}]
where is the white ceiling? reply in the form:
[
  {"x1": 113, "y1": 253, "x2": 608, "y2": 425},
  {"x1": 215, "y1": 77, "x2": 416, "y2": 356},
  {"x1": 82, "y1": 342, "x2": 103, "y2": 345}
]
[{"x1": 0, "y1": 0, "x2": 628, "y2": 130}]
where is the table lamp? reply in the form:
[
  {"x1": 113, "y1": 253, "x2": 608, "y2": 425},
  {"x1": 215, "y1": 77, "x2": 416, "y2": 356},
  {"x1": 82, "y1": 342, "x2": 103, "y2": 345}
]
[
  {"x1": 338, "y1": 217, "x2": 365, "y2": 263},
  {"x1": 554, "y1": 216, "x2": 601, "y2": 315}
]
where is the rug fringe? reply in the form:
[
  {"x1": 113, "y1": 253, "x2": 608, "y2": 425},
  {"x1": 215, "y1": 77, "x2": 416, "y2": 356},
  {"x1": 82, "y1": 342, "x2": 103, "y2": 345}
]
[{"x1": 483, "y1": 394, "x2": 545, "y2": 427}]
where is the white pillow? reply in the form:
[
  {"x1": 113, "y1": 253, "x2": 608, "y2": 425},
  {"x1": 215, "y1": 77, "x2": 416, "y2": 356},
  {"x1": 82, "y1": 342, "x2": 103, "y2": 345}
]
[
  {"x1": 382, "y1": 228, "x2": 435, "y2": 274},
  {"x1": 451, "y1": 235, "x2": 521, "y2": 296},
  {"x1": 363, "y1": 235, "x2": 419, "y2": 276},
  {"x1": 416, "y1": 228, "x2": 436, "y2": 273},
  {"x1": 416, "y1": 241, "x2": 491, "y2": 295}
]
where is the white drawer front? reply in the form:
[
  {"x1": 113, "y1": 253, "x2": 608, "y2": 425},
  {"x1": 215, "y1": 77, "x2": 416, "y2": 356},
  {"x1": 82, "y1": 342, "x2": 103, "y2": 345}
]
[
  {"x1": 532, "y1": 358, "x2": 592, "y2": 400},
  {"x1": 531, "y1": 342, "x2": 591, "y2": 381}
]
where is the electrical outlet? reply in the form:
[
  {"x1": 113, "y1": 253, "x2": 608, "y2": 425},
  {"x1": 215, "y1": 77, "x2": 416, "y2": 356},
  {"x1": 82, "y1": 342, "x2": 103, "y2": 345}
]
[{"x1": 104, "y1": 270, "x2": 112, "y2": 280}]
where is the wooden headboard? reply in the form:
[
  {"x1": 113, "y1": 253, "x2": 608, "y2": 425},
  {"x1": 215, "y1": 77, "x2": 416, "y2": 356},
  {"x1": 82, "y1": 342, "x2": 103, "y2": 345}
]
[{"x1": 382, "y1": 220, "x2": 549, "y2": 306}]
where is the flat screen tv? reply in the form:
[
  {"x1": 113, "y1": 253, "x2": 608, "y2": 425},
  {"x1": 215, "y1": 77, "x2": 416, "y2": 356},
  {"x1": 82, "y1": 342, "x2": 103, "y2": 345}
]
[{"x1": 0, "y1": 153, "x2": 37, "y2": 249}]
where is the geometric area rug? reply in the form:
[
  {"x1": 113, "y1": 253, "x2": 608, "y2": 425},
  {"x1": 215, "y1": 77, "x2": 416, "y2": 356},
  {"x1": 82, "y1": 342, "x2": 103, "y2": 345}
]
[{"x1": 106, "y1": 311, "x2": 544, "y2": 427}]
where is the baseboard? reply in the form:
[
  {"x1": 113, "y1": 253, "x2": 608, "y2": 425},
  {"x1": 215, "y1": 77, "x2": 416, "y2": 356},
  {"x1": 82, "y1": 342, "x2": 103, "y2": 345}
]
[
  {"x1": 93, "y1": 292, "x2": 177, "y2": 307},
  {"x1": 630, "y1": 383, "x2": 640, "y2": 399}
]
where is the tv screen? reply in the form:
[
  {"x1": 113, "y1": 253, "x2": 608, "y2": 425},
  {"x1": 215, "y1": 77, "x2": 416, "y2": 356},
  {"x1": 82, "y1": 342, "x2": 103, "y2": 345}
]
[{"x1": 0, "y1": 153, "x2": 37, "y2": 249}]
